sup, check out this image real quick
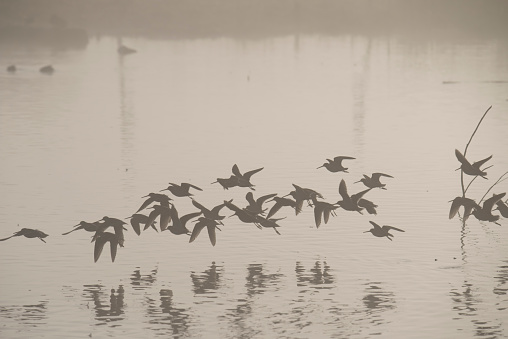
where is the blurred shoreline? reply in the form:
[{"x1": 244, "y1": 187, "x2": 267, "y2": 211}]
[{"x1": 0, "y1": 0, "x2": 507, "y2": 44}]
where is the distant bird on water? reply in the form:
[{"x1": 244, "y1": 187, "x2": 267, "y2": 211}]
[
  {"x1": 355, "y1": 172, "x2": 394, "y2": 190},
  {"x1": 118, "y1": 45, "x2": 137, "y2": 55},
  {"x1": 455, "y1": 149, "x2": 492, "y2": 178},
  {"x1": 7, "y1": 65, "x2": 16, "y2": 73},
  {"x1": 40, "y1": 65, "x2": 54, "y2": 74},
  {"x1": 364, "y1": 221, "x2": 405, "y2": 241},
  {"x1": 0, "y1": 228, "x2": 49, "y2": 242},
  {"x1": 317, "y1": 156, "x2": 355, "y2": 173},
  {"x1": 160, "y1": 182, "x2": 202, "y2": 198}
]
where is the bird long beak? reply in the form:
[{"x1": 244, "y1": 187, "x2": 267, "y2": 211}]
[
  {"x1": 316, "y1": 165, "x2": 324, "y2": 169},
  {"x1": 363, "y1": 230, "x2": 370, "y2": 233},
  {"x1": 353, "y1": 180, "x2": 361, "y2": 184},
  {"x1": 159, "y1": 188, "x2": 168, "y2": 192}
]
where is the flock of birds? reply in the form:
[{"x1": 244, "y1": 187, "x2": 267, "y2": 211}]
[
  {"x1": 0, "y1": 156, "x2": 408, "y2": 262},
  {"x1": 449, "y1": 149, "x2": 508, "y2": 225}
]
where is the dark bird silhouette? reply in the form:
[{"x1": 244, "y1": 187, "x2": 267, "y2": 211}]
[
  {"x1": 125, "y1": 214, "x2": 157, "y2": 235},
  {"x1": 165, "y1": 205, "x2": 202, "y2": 235},
  {"x1": 160, "y1": 182, "x2": 202, "y2": 198},
  {"x1": 254, "y1": 215, "x2": 284, "y2": 235},
  {"x1": 40, "y1": 65, "x2": 54, "y2": 74},
  {"x1": 94, "y1": 231, "x2": 120, "y2": 262},
  {"x1": 94, "y1": 216, "x2": 127, "y2": 247},
  {"x1": 285, "y1": 184, "x2": 323, "y2": 215},
  {"x1": 244, "y1": 192, "x2": 277, "y2": 215},
  {"x1": 448, "y1": 196, "x2": 480, "y2": 221},
  {"x1": 231, "y1": 164, "x2": 264, "y2": 190},
  {"x1": 191, "y1": 199, "x2": 227, "y2": 224},
  {"x1": 118, "y1": 45, "x2": 137, "y2": 55},
  {"x1": 310, "y1": 196, "x2": 339, "y2": 228},
  {"x1": 336, "y1": 179, "x2": 371, "y2": 214},
  {"x1": 223, "y1": 200, "x2": 260, "y2": 226},
  {"x1": 494, "y1": 199, "x2": 508, "y2": 218},
  {"x1": 7, "y1": 65, "x2": 16, "y2": 73},
  {"x1": 62, "y1": 221, "x2": 102, "y2": 235},
  {"x1": 211, "y1": 175, "x2": 239, "y2": 190},
  {"x1": 136, "y1": 193, "x2": 172, "y2": 213},
  {"x1": 317, "y1": 156, "x2": 355, "y2": 173},
  {"x1": 472, "y1": 193, "x2": 506, "y2": 225},
  {"x1": 0, "y1": 228, "x2": 49, "y2": 242},
  {"x1": 455, "y1": 149, "x2": 492, "y2": 178},
  {"x1": 358, "y1": 199, "x2": 378, "y2": 215},
  {"x1": 355, "y1": 172, "x2": 394, "y2": 189},
  {"x1": 266, "y1": 196, "x2": 300, "y2": 219},
  {"x1": 145, "y1": 205, "x2": 172, "y2": 232},
  {"x1": 364, "y1": 221, "x2": 405, "y2": 241},
  {"x1": 189, "y1": 217, "x2": 221, "y2": 246}
]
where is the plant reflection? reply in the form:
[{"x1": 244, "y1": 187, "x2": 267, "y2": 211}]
[
  {"x1": 82, "y1": 284, "x2": 125, "y2": 323},
  {"x1": 450, "y1": 281, "x2": 503, "y2": 338},
  {"x1": 191, "y1": 261, "x2": 222, "y2": 296},
  {"x1": 295, "y1": 261, "x2": 335, "y2": 289}
]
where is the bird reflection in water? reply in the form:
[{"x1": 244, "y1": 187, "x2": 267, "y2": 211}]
[
  {"x1": 145, "y1": 289, "x2": 191, "y2": 338},
  {"x1": 295, "y1": 261, "x2": 335, "y2": 289},
  {"x1": 358, "y1": 281, "x2": 396, "y2": 332},
  {"x1": 191, "y1": 262, "x2": 222, "y2": 296},
  {"x1": 130, "y1": 266, "x2": 158, "y2": 290},
  {"x1": 0, "y1": 300, "x2": 48, "y2": 328},
  {"x1": 493, "y1": 260, "x2": 508, "y2": 297},
  {"x1": 82, "y1": 284, "x2": 125, "y2": 323}
]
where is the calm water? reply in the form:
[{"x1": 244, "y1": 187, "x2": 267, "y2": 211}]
[{"x1": 1, "y1": 34, "x2": 508, "y2": 338}]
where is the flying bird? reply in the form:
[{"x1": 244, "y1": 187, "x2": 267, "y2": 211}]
[
  {"x1": 189, "y1": 217, "x2": 222, "y2": 246},
  {"x1": 455, "y1": 149, "x2": 492, "y2": 178},
  {"x1": 336, "y1": 179, "x2": 371, "y2": 213},
  {"x1": 471, "y1": 193, "x2": 506, "y2": 225},
  {"x1": 231, "y1": 164, "x2": 264, "y2": 190},
  {"x1": 0, "y1": 228, "x2": 49, "y2": 242},
  {"x1": 136, "y1": 193, "x2": 172, "y2": 213},
  {"x1": 93, "y1": 232, "x2": 120, "y2": 262},
  {"x1": 160, "y1": 182, "x2": 202, "y2": 198},
  {"x1": 364, "y1": 221, "x2": 405, "y2": 241},
  {"x1": 355, "y1": 172, "x2": 394, "y2": 189},
  {"x1": 317, "y1": 156, "x2": 355, "y2": 173}
]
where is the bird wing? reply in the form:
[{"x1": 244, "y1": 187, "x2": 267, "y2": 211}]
[
  {"x1": 351, "y1": 188, "x2": 371, "y2": 204},
  {"x1": 129, "y1": 217, "x2": 142, "y2": 236},
  {"x1": 109, "y1": 236, "x2": 119, "y2": 262},
  {"x1": 384, "y1": 225, "x2": 405, "y2": 232},
  {"x1": 455, "y1": 149, "x2": 471, "y2": 167},
  {"x1": 180, "y1": 212, "x2": 202, "y2": 227},
  {"x1": 207, "y1": 222, "x2": 217, "y2": 246},
  {"x1": 323, "y1": 207, "x2": 331, "y2": 224},
  {"x1": 191, "y1": 199, "x2": 209, "y2": 214},
  {"x1": 472, "y1": 155, "x2": 493, "y2": 169},
  {"x1": 266, "y1": 203, "x2": 282, "y2": 219},
  {"x1": 313, "y1": 204, "x2": 323, "y2": 228},
  {"x1": 338, "y1": 179, "x2": 349, "y2": 200},
  {"x1": 333, "y1": 156, "x2": 355, "y2": 163},
  {"x1": 449, "y1": 197, "x2": 462, "y2": 219},
  {"x1": 483, "y1": 192, "x2": 506, "y2": 212},
  {"x1": 372, "y1": 172, "x2": 393, "y2": 180},
  {"x1": 369, "y1": 221, "x2": 382, "y2": 230},
  {"x1": 136, "y1": 197, "x2": 155, "y2": 213},
  {"x1": 232, "y1": 164, "x2": 242, "y2": 177},
  {"x1": 145, "y1": 208, "x2": 161, "y2": 230},
  {"x1": 359, "y1": 199, "x2": 377, "y2": 215},
  {"x1": 159, "y1": 209, "x2": 172, "y2": 231},
  {"x1": 186, "y1": 183, "x2": 203, "y2": 191},
  {"x1": 94, "y1": 234, "x2": 109, "y2": 262},
  {"x1": 189, "y1": 220, "x2": 206, "y2": 243},
  {"x1": 243, "y1": 167, "x2": 264, "y2": 180}
]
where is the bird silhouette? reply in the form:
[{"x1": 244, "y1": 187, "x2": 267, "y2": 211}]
[
  {"x1": 455, "y1": 149, "x2": 492, "y2": 178},
  {"x1": 136, "y1": 193, "x2": 172, "y2": 213},
  {"x1": 189, "y1": 217, "x2": 221, "y2": 246},
  {"x1": 191, "y1": 199, "x2": 227, "y2": 224},
  {"x1": 317, "y1": 156, "x2": 355, "y2": 173},
  {"x1": 285, "y1": 184, "x2": 323, "y2": 215},
  {"x1": 364, "y1": 221, "x2": 405, "y2": 240},
  {"x1": 448, "y1": 196, "x2": 480, "y2": 221},
  {"x1": 358, "y1": 198, "x2": 378, "y2": 215},
  {"x1": 118, "y1": 45, "x2": 136, "y2": 55},
  {"x1": 472, "y1": 193, "x2": 506, "y2": 225},
  {"x1": 231, "y1": 164, "x2": 264, "y2": 190},
  {"x1": 165, "y1": 205, "x2": 202, "y2": 235},
  {"x1": 244, "y1": 192, "x2": 277, "y2": 215},
  {"x1": 211, "y1": 175, "x2": 239, "y2": 190},
  {"x1": 160, "y1": 182, "x2": 202, "y2": 198},
  {"x1": 62, "y1": 221, "x2": 102, "y2": 235},
  {"x1": 336, "y1": 179, "x2": 371, "y2": 213},
  {"x1": 93, "y1": 231, "x2": 120, "y2": 262},
  {"x1": 125, "y1": 214, "x2": 157, "y2": 235},
  {"x1": 310, "y1": 196, "x2": 339, "y2": 228},
  {"x1": 145, "y1": 205, "x2": 172, "y2": 231},
  {"x1": 223, "y1": 199, "x2": 261, "y2": 227},
  {"x1": 355, "y1": 172, "x2": 394, "y2": 189},
  {"x1": 265, "y1": 196, "x2": 300, "y2": 219},
  {"x1": 93, "y1": 216, "x2": 128, "y2": 247},
  {"x1": 0, "y1": 228, "x2": 49, "y2": 242},
  {"x1": 40, "y1": 65, "x2": 54, "y2": 74},
  {"x1": 7, "y1": 65, "x2": 16, "y2": 73},
  {"x1": 254, "y1": 215, "x2": 285, "y2": 235},
  {"x1": 494, "y1": 199, "x2": 508, "y2": 218}
]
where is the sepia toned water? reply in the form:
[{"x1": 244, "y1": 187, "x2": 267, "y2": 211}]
[{"x1": 1, "y1": 34, "x2": 508, "y2": 338}]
